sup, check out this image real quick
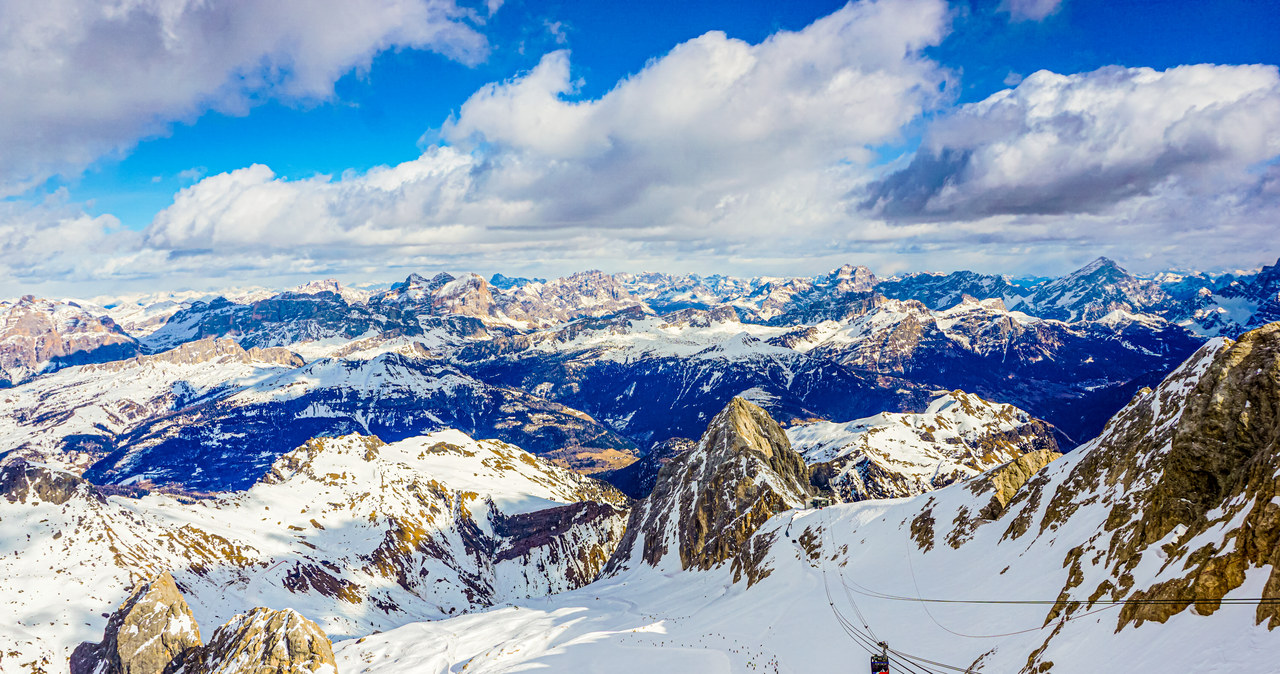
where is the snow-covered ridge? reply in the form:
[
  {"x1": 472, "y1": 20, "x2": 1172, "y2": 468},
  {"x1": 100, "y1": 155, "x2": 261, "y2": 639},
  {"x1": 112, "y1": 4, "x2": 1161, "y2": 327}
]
[
  {"x1": 333, "y1": 326, "x2": 1280, "y2": 673},
  {"x1": 790, "y1": 390, "x2": 1059, "y2": 501},
  {"x1": 0, "y1": 430, "x2": 628, "y2": 668}
]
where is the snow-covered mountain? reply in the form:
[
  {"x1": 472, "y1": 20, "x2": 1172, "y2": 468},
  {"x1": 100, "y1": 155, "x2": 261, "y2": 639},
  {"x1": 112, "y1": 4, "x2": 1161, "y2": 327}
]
[
  {"x1": 791, "y1": 390, "x2": 1059, "y2": 502},
  {"x1": 328, "y1": 323, "x2": 1280, "y2": 672},
  {"x1": 0, "y1": 296, "x2": 139, "y2": 387},
  {"x1": 0, "y1": 430, "x2": 628, "y2": 669}
]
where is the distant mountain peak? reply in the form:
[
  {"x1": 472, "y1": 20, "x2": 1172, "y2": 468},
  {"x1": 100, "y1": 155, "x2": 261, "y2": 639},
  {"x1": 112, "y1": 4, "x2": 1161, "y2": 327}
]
[{"x1": 1073, "y1": 256, "x2": 1128, "y2": 278}]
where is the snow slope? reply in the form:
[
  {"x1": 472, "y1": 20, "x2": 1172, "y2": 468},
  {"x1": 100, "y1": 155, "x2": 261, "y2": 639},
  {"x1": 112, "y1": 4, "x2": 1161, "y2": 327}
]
[
  {"x1": 0, "y1": 431, "x2": 627, "y2": 671},
  {"x1": 790, "y1": 390, "x2": 1059, "y2": 501},
  {"x1": 335, "y1": 333, "x2": 1280, "y2": 673}
]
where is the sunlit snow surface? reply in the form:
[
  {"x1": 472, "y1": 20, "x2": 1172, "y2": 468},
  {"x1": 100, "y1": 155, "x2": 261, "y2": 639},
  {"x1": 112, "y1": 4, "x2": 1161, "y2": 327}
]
[{"x1": 334, "y1": 340, "x2": 1280, "y2": 673}]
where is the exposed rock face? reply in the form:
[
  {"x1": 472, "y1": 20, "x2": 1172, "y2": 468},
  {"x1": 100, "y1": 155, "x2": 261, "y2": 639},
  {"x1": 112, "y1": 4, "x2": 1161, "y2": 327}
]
[
  {"x1": 607, "y1": 398, "x2": 812, "y2": 584},
  {"x1": 0, "y1": 296, "x2": 140, "y2": 387},
  {"x1": 493, "y1": 500, "x2": 630, "y2": 588},
  {"x1": 70, "y1": 572, "x2": 202, "y2": 674},
  {"x1": 970, "y1": 448, "x2": 1060, "y2": 519},
  {"x1": 0, "y1": 456, "x2": 104, "y2": 505},
  {"x1": 958, "y1": 322, "x2": 1280, "y2": 672},
  {"x1": 87, "y1": 337, "x2": 304, "y2": 371},
  {"x1": 183, "y1": 608, "x2": 336, "y2": 674},
  {"x1": 793, "y1": 391, "x2": 1060, "y2": 502}
]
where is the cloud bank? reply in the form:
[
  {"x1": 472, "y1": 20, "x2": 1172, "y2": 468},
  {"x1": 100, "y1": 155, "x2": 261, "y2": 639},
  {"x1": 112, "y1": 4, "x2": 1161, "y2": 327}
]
[
  {"x1": 2, "y1": 0, "x2": 1278, "y2": 295},
  {"x1": 0, "y1": 0, "x2": 489, "y2": 194}
]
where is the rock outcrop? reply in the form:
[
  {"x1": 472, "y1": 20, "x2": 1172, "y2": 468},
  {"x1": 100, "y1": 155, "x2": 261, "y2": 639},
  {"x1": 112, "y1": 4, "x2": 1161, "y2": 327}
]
[
  {"x1": 183, "y1": 608, "x2": 336, "y2": 674},
  {"x1": 0, "y1": 456, "x2": 104, "y2": 506},
  {"x1": 970, "y1": 448, "x2": 1060, "y2": 520},
  {"x1": 70, "y1": 572, "x2": 202, "y2": 674},
  {"x1": 0, "y1": 296, "x2": 140, "y2": 387},
  {"x1": 606, "y1": 398, "x2": 812, "y2": 584}
]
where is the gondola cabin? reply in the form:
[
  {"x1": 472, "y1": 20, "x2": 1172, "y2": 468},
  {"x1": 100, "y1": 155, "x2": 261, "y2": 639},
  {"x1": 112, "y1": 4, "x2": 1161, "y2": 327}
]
[
  {"x1": 809, "y1": 496, "x2": 833, "y2": 509},
  {"x1": 870, "y1": 653, "x2": 889, "y2": 673}
]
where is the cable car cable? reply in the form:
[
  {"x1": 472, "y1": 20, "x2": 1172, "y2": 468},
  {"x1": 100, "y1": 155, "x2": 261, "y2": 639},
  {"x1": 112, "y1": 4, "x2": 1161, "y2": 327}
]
[{"x1": 814, "y1": 508, "x2": 968, "y2": 674}]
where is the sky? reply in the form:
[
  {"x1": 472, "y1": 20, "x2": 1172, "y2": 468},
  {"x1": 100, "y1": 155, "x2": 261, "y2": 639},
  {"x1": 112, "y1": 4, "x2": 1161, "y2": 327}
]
[{"x1": 1, "y1": 0, "x2": 1278, "y2": 297}]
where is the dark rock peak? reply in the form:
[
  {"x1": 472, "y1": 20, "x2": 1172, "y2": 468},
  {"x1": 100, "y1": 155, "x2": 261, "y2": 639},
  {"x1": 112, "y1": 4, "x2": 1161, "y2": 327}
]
[
  {"x1": 183, "y1": 607, "x2": 336, "y2": 674},
  {"x1": 489, "y1": 273, "x2": 546, "y2": 290},
  {"x1": 1014, "y1": 322, "x2": 1280, "y2": 632},
  {"x1": 394, "y1": 272, "x2": 454, "y2": 293},
  {"x1": 74, "y1": 573, "x2": 337, "y2": 674},
  {"x1": 1074, "y1": 256, "x2": 1126, "y2": 277}
]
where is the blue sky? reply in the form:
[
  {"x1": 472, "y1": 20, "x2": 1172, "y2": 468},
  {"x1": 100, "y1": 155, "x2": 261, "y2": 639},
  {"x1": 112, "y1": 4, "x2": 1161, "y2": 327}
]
[{"x1": 2, "y1": 0, "x2": 1279, "y2": 295}]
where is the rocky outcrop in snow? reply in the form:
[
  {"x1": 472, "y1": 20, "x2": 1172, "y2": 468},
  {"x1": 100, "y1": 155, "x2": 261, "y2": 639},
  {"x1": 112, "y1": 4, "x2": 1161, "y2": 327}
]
[
  {"x1": 0, "y1": 296, "x2": 139, "y2": 387},
  {"x1": 0, "y1": 430, "x2": 629, "y2": 670},
  {"x1": 607, "y1": 398, "x2": 811, "y2": 584},
  {"x1": 182, "y1": 608, "x2": 336, "y2": 674},
  {"x1": 70, "y1": 571, "x2": 202, "y2": 674}
]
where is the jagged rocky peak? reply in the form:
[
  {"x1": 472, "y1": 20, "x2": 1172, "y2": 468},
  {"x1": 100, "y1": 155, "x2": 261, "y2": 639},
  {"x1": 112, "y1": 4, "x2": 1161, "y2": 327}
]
[
  {"x1": 183, "y1": 607, "x2": 337, "y2": 674},
  {"x1": 489, "y1": 273, "x2": 545, "y2": 290},
  {"x1": 827, "y1": 263, "x2": 876, "y2": 292},
  {"x1": 970, "y1": 322, "x2": 1280, "y2": 649},
  {"x1": 1075, "y1": 255, "x2": 1128, "y2": 280},
  {"x1": 91, "y1": 337, "x2": 304, "y2": 371},
  {"x1": 71, "y1": 571, "x2": 202, "y2": 674},
  {"x1": 0, "y1": 295, "x2": 140, "y2": 386},
  {"x1": 607, "y1": 397, "x2": 812, "y2": 584},
  {"x1": 1018, "y1": 255, "x2": 1167, "y2": 322}
]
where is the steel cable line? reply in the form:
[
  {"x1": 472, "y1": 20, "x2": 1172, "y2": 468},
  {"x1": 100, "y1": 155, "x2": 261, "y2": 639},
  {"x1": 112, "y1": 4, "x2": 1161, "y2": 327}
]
[
  {"x1": 813, "y1": 511, "x2": 938, "y2": 673},
  {"x1": 813, "y1": 508, "x2": 969, "y2": 674}
]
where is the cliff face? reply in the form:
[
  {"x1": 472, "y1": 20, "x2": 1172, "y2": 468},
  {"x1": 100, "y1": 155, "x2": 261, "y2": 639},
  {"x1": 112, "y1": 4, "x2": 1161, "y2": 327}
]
[
  {"x1": 1098, "y1": 323, "x2": 1280, "y2": 629},
  {"x1": 607, "y1": 398, "x2": 812, "y2": 584},
  {"x1": 183, "y1": 608, "x2": 336, "y2": 674},
  {"x1": 922, "y1": 323, "x2": 1280, "y2": 670},
  {"x1": 0, "y1": 296, "x2": 140, "y2": 387}
]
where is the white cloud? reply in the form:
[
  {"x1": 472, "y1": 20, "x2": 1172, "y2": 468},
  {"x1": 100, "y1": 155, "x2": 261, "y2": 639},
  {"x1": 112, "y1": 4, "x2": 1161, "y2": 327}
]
[
  {"x1": 5, "y1": 0, "x2": 1278, "y2": 295},
  {"x1": 865, "y1": 64, "x2": 1280, "y2": 219},
  {"x1": 0, "y1": 0, "x2": 490, "y2": 195},
  {"x1": 1000, "y1": 0, "x2": 1063, "y2": 22},
  {"x1": 141, "y1": 0, "x2": 953, "y2": 257}
]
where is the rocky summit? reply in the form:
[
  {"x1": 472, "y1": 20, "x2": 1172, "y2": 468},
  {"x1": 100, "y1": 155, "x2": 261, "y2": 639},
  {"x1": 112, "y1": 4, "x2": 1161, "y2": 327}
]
[
  {"x1": 70, "y1": 572, "x2": 202, "y2": 674},
  {"x1": 607, "y1": 397, "x2": 812, "y2": 584}
]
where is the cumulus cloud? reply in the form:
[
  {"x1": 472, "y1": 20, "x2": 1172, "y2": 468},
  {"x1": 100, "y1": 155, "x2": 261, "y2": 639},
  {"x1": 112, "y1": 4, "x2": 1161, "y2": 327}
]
[
  {"x1": 144, "y1": 0, "x2": 952, "y2": 254},
  {"x1": 6, "y1": 0, "x2": 1278, "y2": 294},
  {"x1": 0, "y1": 0, "x2": 490, "y2": 195},
  {"x1": 864, "y1": 64, "x2": 1280, "y2": 220}
]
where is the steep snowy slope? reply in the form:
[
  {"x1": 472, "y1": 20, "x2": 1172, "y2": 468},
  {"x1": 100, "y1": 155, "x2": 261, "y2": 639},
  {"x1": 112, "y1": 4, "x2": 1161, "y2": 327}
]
[
  {"x1": 334, "y1": 324, "x2": 1280, "y2": 673},
  {"x1": 791, "y1": 390, "x2": 1059, "y2": 501},
  {"x1": 0, "y1": 430, "x2": 628, "y2": 671}
]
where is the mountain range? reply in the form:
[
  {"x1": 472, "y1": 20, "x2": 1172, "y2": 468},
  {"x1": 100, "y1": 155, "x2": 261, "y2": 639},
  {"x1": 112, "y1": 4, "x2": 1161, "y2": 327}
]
[{"x1": 3, "y1": 257, "x2": 1280, "y2": 671}]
